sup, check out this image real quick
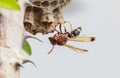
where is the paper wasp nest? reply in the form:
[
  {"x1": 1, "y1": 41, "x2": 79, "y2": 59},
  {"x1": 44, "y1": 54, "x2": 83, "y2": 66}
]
[{"x1": 24, "y1": 0, "x2": 71, "y2": 34}]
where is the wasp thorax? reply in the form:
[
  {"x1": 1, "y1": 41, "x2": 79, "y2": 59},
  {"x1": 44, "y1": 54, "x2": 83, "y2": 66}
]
[{"x1": 49, "y1": 33, "x2": 68, "y2": 46}]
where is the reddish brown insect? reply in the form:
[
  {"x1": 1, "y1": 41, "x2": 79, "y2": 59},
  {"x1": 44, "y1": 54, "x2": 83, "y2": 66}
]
[{"x1": 48, "y1": 23, "x2": 95, "y2": 54}]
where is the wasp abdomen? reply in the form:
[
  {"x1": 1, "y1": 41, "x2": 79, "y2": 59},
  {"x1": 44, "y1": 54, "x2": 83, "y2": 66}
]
[{"x1": 71, "y1": 27, "x2": 82, "y2": 37}]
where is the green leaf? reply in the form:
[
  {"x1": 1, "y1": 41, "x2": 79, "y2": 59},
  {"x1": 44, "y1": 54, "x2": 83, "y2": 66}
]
[
  {"x1": 22, "y1": 40, "x2": 32, "y2": 56},
  {"x1": 0, "y1": 0, "x2": 20, "y2": 10}
]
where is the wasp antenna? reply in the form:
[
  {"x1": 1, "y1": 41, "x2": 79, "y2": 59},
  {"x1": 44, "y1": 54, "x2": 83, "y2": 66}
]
[
  {"x1": 24, "y1": 31, "x2": 43, "y2": 42},
  {"x1": 48, "y1": 46, "x2": 54, "y2": 54}
]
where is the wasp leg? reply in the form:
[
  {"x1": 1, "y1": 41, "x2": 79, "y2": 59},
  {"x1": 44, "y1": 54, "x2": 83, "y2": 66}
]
[
  {"x1": 59, "y1": 23, "x2": 63, "y2": 33},
  {"x1": 64, "y1": 21, "x2": 73, "y2": 32},
  {"x1": 58, "y1": 23, "x2": 68, "y2": 33},
  {"x1": 51, "y1": 24, "x2": 59, "y2": 33},
  {"x1": 62, "y1": 24, "x2": 66, "y2": 32},
  {"x1": 64, "y1": 44, "x2": 88, "y2": 53},
  {"x1": 48, "y1": 45, "x2": 55, "y2": 54}
]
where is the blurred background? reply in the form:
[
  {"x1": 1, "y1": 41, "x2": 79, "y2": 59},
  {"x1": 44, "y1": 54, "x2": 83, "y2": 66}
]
[{"x1": 21, "y1": 0, "x2": 120, "y2": 78}]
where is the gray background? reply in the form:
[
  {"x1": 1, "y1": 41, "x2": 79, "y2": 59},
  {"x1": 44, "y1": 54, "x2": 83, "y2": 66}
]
[{"x1": 21, "y1": 0, "x2": 120, "y2": 78}]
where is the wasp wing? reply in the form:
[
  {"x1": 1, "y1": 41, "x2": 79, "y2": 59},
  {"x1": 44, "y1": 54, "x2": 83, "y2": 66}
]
[
  {"x1": 64, "y1": 44, "x2": 88, "y2": 53},
  {"x1": 68, "y1": 36, "x2": 95, "y2": 42}
]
